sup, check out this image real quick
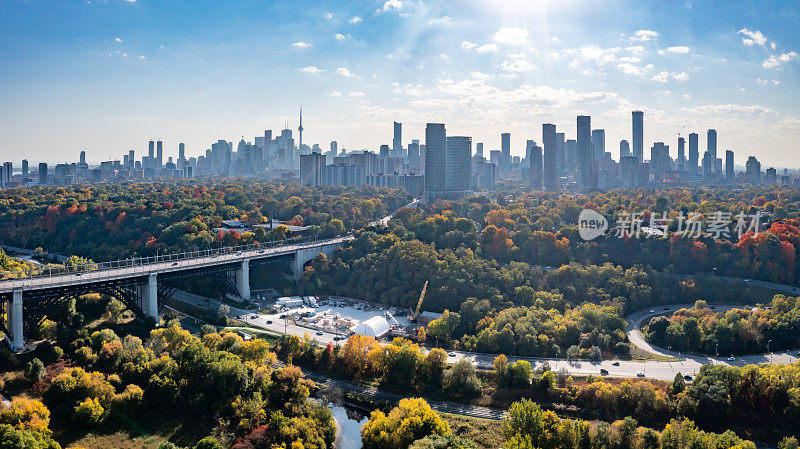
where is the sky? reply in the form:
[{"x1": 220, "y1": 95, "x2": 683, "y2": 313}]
[{"x1": 1, "y1": 0, "x2": 799, "y2": 168}]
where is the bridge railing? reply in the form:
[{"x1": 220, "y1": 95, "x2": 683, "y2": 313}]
[{"x1": 0, "y1": 235, "x2": 350, "y2": 284}]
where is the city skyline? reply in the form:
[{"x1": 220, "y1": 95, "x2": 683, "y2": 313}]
[{"x1": 1, "y1": 0, "x2": 799, "y2": 167}]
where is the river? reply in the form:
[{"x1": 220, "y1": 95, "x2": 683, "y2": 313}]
[{"x1": 330, "y1": 404, "x2": 368, "y2": 449}]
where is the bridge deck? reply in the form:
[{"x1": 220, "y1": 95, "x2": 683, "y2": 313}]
[{"x1": 0, "y1": 236, "x2": 351, "y2": 294}]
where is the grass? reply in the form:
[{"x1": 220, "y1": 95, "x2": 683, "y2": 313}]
[
  {"x1": 442, "y1": 413, "x2": 505, "y2": 449},
  {"x1": 626, "y1": 346, "x2": 681, "y2": 362}
]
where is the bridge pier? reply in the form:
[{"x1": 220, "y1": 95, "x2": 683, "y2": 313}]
[
  {"x1": 236, "y1": 259, "x2": 251, "y2": 301},
  {"x1": 141, "y1": 273, "x2": 158, "y2": 319},
  {"x1": 8, "y1": 290, "x2": 24, "y2": 352}
]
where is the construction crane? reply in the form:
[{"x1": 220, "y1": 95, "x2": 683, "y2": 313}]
[{"x1": 409, "y1": 281, "x2": 428, "y2": 323}]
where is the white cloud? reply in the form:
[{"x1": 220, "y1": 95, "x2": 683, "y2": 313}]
[
  {"x1": 121, "y1": 53, "x2": 127, "y2": 58},
  {"x1": 329, "y1": 91, "x2": 342, "y2": 97},
  {"x1": 379, "y1": 0, "x2": 402, "y2": 11},
  {"x1": 757, "y1": 78, "x2": 780, "y2": 86},
  {"x1": 665, "y1": 46, "x2": 690, "y2": 54},
  {"x1": 651, "y1": 71, "x2": 670, "y2": 82},
  {"x1": 672, "y1": 71, "x2": 689, "y2": 81},
  {"x1": 477, "y1": 43, "x2": 497, "y2": 53},
  {"x1": 617, "y1": 63, "x2": 642, "y2": 76},
  {"x1": 114, "y1": 37, "x2": 122, "y2": 42},
  {"x1": 461, "y1": 41, "x2": 477, "y2": 50},
  {"x1": 335, "y1": 33, "x2": 351, "y2": 40},
  {"x1": 631, "y1": 30, "x2": 658, "y2": 41},
  {"x1": 428, "y1": 16, "x2": 451, "y2": 25},
  {"x1": 349, "y1": 91, "x2": 366, "y2": 97},
  {"x1": 771, "y1": 42, "x2": 777, "y2": 50},
  {"x1": 336, "y1": 67, "x2": 355, "y2": 77},
  {"x1": 137, "y1": 55, "x2": 146, "y2": 60},
  {"x1": 492, "y1": 27, "x2": 529, "y2": 46},
  {"x1": 324, "y1": 12, "x2": 333, "y2": 20},
  {"x1": 738, "y1": 28, "x2": 767, "y2": 46},
  {"x1": 349, "y1": 16, "x2": 362, "y2": 24},
  {"x1": 292, "y1": 41, "x2": 312, "y2": 48},
  {"x1": 470, "y1": 71, "x2": 490, "y2": 80},
  {"x1": 500, "y1": 54, "x2": 536, "y2": 72},
  {"x1": 683, "y1": 104, "x2": 776, "y2": 115},
  {"x1": 763, "y1": 52, "x2": 798, "y2": 69},
  {"x1": 302, "y1": 66, "x2": 324, "y2": 74},
  {"x1": 625, "y1": 45, "x2": 645, "y2": 54},
  {"x1": 682, "y1": 94, "x2": 692, "y2": 99}
]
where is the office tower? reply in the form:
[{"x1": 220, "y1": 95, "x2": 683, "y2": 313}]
[
  {"x1": 501, "y1": 132, "x2": 511, "y2": 175},
  {"x1": 620, "y1": 140, "x2": 631, "y2": 158},
  {"x1": 650, "y1": 142, "x2": 670, "y2": 181},
  {"x1": 21, "y1": 159, "x2": 28, "y2": 177},
  {"x1": 79, "y1": 150, "x2": 86, "y2": 165},
  {"x1": 38, "y1": 163, "x2": 48, "y2": 185},
  {"x1": 725, "y1": 150, "x2": 734, "y2": 182},
  {"x1": 178, "y1": 143, "x2": 186, "y2": 170},
  {"x1": 527, "y1": 140, "x2": 542, "y2": 188},
  {"x1": 148, "y1": 140, "x2": 155, "y2": 158},
  {"x1": 745, "y1": 156, "x2": 761, "y2": 184},
  {"x1": 707, "y1": 129, "x2": 717, "y2": 169},
  {"x1": 330, "y1": 141, "x2": 338, "y2": 155},
  {"x1": 408, "y1": 140, "x2": 420, "y2": 168},
  {"x1": 424, "y1": 123, "x2": 447, "y2": 195},
  {"x1": 300, "y1": 153, "x2": 326, "y2": 186},
  {"x1": 156, "y1": 140, "x2": 163, "y2": 168},
  {"x1": 3, "y1": 162, "x2": 11, "y2": 185},
  {"x1": 393, "y1": 122, "x2": 402, "y2": 157},
  {"x1": 476, "y1": 142, "x2": 484, "y2": 158},
  {"x1": 565, "y1": 139, "x2": 577, "y2": 171},
  {"x1": 591, "y1": 129, "x2": 605, "y2": 160},
  {"x1": 128, "y1": 150, "x2": 134, "y2": 167},
  {"x1": 445, "y1": 136, "x2": 472, "y2": 192},
  {"x1": 577, "y1": 115, "x2": 593, "y2": 189},
  {"x1": 0, "y1": 165, "x2": 4, "y2": 188},
  {"x1": 702, "y1": 151, "x2": 713, "y2": 180},
  {"x1": 677, "y1": 137, "x2": 686, "y2": 171},
  {"x1": 379, "y1": 145, "x2": 390, "y2": 158},
  {"x1": 542, "y1": 123, "x2": 557, "y2": 189},
  {"x1": 620, "y1": 156, "x2": 639, "y2": 188},
  {"x1": 489, "y1": 150, "x2": 501, "y2": 167},
  {"x1": 765, "y1": 167, "x2": 777, "y2": 184},
  {"x1": 632, "y1": 111, "x2": 644, "y2": 162},
  {"x1": 555, "y1": 132, "x2": 565, "y2": 173},
  {"x1": 688, "y1": 133, "x2": 699, "y2": 174}
]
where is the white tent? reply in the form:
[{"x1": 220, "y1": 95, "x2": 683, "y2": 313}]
[{"x1": 350, "y1": 316, "x2": 390, "y2": 338}]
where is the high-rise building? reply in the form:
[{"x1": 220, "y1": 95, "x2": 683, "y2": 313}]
[
  {"x1": 178, "y1": 143, "x2": 186, "y2": 170},
  {"x1": 21, "y1": 159, "x2": 28, "y2": 177},
  {"x1": 3, "y1": 162, "x2": 12, "y2": 185},
  {"x1": 408, "y1": 140, "x2": 421, "y2": 168},
  {"x1": 542, "y1": 123, "x2": 557, "y2": 189},
  {"x1": 591, "y1": 129, "x2": 605, "y2": 160},
  {"x1": 300, "y1": 153, "x2": 326, "y2": 186},
  {"x1": 620, "y1": 156, "x2": 639, "y2": 188},
  {"x1": 565, "y1": 139, "x2": 577, "y2": 171},
  {"x1": 577, "y1": 115, "x2": 593, "y2": 189},
  {"x1": 527, "y1": 140, "x2": 542, "y2": 188},
  {"x1": 79, "y1": 150, "x2": 86, "y2": 165},
  {"x1": 745, "y1": 156, "x2": 761, "y2": 184},
  {"x1": 330, "y1": 141, "x2": 338, "y2": 155},
  {"x1": 725, "y1": 150, "x2": 735, "y2": 182},
  {"x1": 632, "y1": 111, "x2": 644, "y2": 162},
  {"x1": 707, "y1": 129, "x2": 717, "y2": 170},
  {"x1": 445, "y1": 136, "x2": 472, "y2": 192},
  {"x1": 128, "y1": 150, "x2": 135, "y2": 168},
  {"x1": 650, "y1": 142, "x2": 670, "y2": 181},
  {"x1": 379, "y1": 145, "x2": 390, "y2": 158},
  {"x1": 688, "y1": 133, "x2": 699, "y2": 174},
  {"x1": 501, "y1": 132, "x2": 511, "y2": 175},
  {"x1": 38, "y1": 163, "x2": 48, "y2": 185},
  {"x1": 476, "y1": 142, "x2": 484, "y2": 158},
  {"x1": 677, "y1": 137, "x2": 686, "y2": 172},
  {"x1": 424, "y1": 123, "x2": 447, "y2": 195},
  {"x1": 619, "y1": 140, "x2": 631, "y2": 158},
  {"x1": 156, "y1": 140, "x2": 164, "y2": 168},
  {"x1": 393, "y1": 122, "x2": 402, "y2": 157},
  {"x1": 148, "y1": 140, "x2": 155, "y2": 159},
  {"x1": 555, "y1": 132, "x2": 565, "y2": 173}
]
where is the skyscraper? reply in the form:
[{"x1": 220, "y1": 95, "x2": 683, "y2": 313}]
[
  {"x1": 527, "y1": 140, "x2": 542, "y2": 189},
  {"x1": 21, "y1": 159, "x2": 28, "y2": 177},
  {"x1": 577, "y1": 115, "x2": 593, "y2": 189},
  {"x1": 445, "y1": 136, "x2": 472, "y2": 192},
  {"x1": 330, "y1": 141, "x2": 338, "y2": 155},
  {"x1": 677, "y1": 137, "x2": 686, "y2": 171},
  {"x1": 619, "y1": 140, "x2": 631, "y2": 158},
  {"x1": 501, "y1": 132, "x2": 511, "y2": 175},
  {"x1": 178, "y1": 143, "x2": 186, "y2": 170},
  {"x1": 38, "y1": 163, "x2": 47, "y2": 185},
  {"x1": 542, "y1": 123, "x2": 557, "y2": 189},
  {"x1": 707, "y1": 129, "x2": 717, "y2": 170},
  {"x1": 408, "y1": 140, "x2": 421, "y2": 168},
  {"x1": 725, "y1": 150, "x2": 735, "y2": 182},
  {"x1": 591, "y1": 129, "x2": 605, "y2": 160},
  {"x1": 156, "y1": 140, "x2": 163, "y2": 168},
  {"x1": 555, "y1": 132, "x2": 565, "y2": 173},
  {"x1": 688, "y1": 133, "x2": 699, "y2": 174},
  {"x1": 393, "y1": 122, "x2": 402, "y2": 157},
  {"x1": 424, "y1": 123, "x2": 447, "y2": 195},
  {"x1": 632, "y1": 111, "x2": 644, "y2": 162},
  {"x1": 476, "y1": 142, "x2": 484, "y2": 158},
  {"x1": 79, "y1": 150, "x2": 86, "y2": 165},
  {"x1": 148, "y1": 140, "x2": 155, "y2": 159},
  {"x1": 298, "y1": 106, "x2": 304, "y2": 149}
]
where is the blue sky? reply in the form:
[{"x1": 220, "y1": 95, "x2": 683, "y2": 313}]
[{"x1": 1, "y1": 0, "x2": 799, "y2": 167}]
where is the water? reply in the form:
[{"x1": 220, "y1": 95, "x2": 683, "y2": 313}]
[{"x1": 330, "y1": 404, "x2": 367, "y2": 449}]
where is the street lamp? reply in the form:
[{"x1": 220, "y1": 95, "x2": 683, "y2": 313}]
[
  {"x1": 768, "y1": 339, "x2": 772, "y2": 364},
  {"x1": 715, "y1": 342, "x2": 719, "y2": 358}
]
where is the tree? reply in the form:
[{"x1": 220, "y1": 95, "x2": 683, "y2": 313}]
[
  {"x1": 105, "y1": 298, "x2": 126, "y2": 324},
  {"x1": 74, "y1": 397, "x2": 106, "y2": 426},
  {"x1": 443, "y1": 359, "x2": 481, "y2": 398},
  {"x1": 361, "y1": 398, "x2": 451, "y2": 449},
  {"x1": 195, "y1": 436, "x2": 224, "y2": 449},
  {"x1": 671, "y1": 372, "x2": 686, "y2": 395},
  {"x1": 25, "y1": 358, "x2": 45, "y2": 384},
  {"x1": 0, "y1": 398, "x2": 51, "y2": 433}
]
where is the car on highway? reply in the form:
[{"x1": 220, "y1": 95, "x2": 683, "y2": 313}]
[
  {"x1": 333, "y1": 336, "x2": 343, "y2": 341},
  {"x1": 316, "y1": 331, "x2": 324, "y2": 336},
  {"x1": 266, "y1": 320, "x2": 273, "y2": 324},
  {"x1": 172, "y1": 262, "x2": 178, "y2": 266},
  {"x1": 611, "y1": 361, "x2": 620, "y2": 366},
  {"x1": 600, "y1": 368, "x2": 609, "y2": 375},
  {"x1": 663, "y1": 307, "x2": 670, "y2": 311},
  {"x1": 727, "y1": 356, "x2": 735, "y2": 361},
  {"x1": 636, "y1": 372, "x2": 645, "y2": 377},
  {"x1": 448, "y1": 352, "x2": 456, "y2": 357},
  {"x1": 251, "y1": 314, "x2": 258, "y2": 319},
  {"x1": 683, "y1": 375, "x2": 693, "y2": 381},
  {"x1": 649, "y1": 309, "x2": 655, "y2": 313}
]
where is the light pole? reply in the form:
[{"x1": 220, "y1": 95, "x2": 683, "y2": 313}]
[
  {"x1": 768, "y1": 339, "x2": 772, "y2": 364},
  {"x1": 715, "y1": 342, "x2": 719, "y2": 358}
]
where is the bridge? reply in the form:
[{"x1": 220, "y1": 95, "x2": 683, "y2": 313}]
[{"x1": 0, "y1": 236, "x2": 351, "y2": 351}]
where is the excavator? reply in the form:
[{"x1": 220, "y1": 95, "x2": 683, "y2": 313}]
[{"x1": 408, "y1": 281, "x2": 428, "y2": 323}]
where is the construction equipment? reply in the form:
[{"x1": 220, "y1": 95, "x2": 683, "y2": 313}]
[{"x1": 409, "y1": 281, "x2": 428, "y2": 322}]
